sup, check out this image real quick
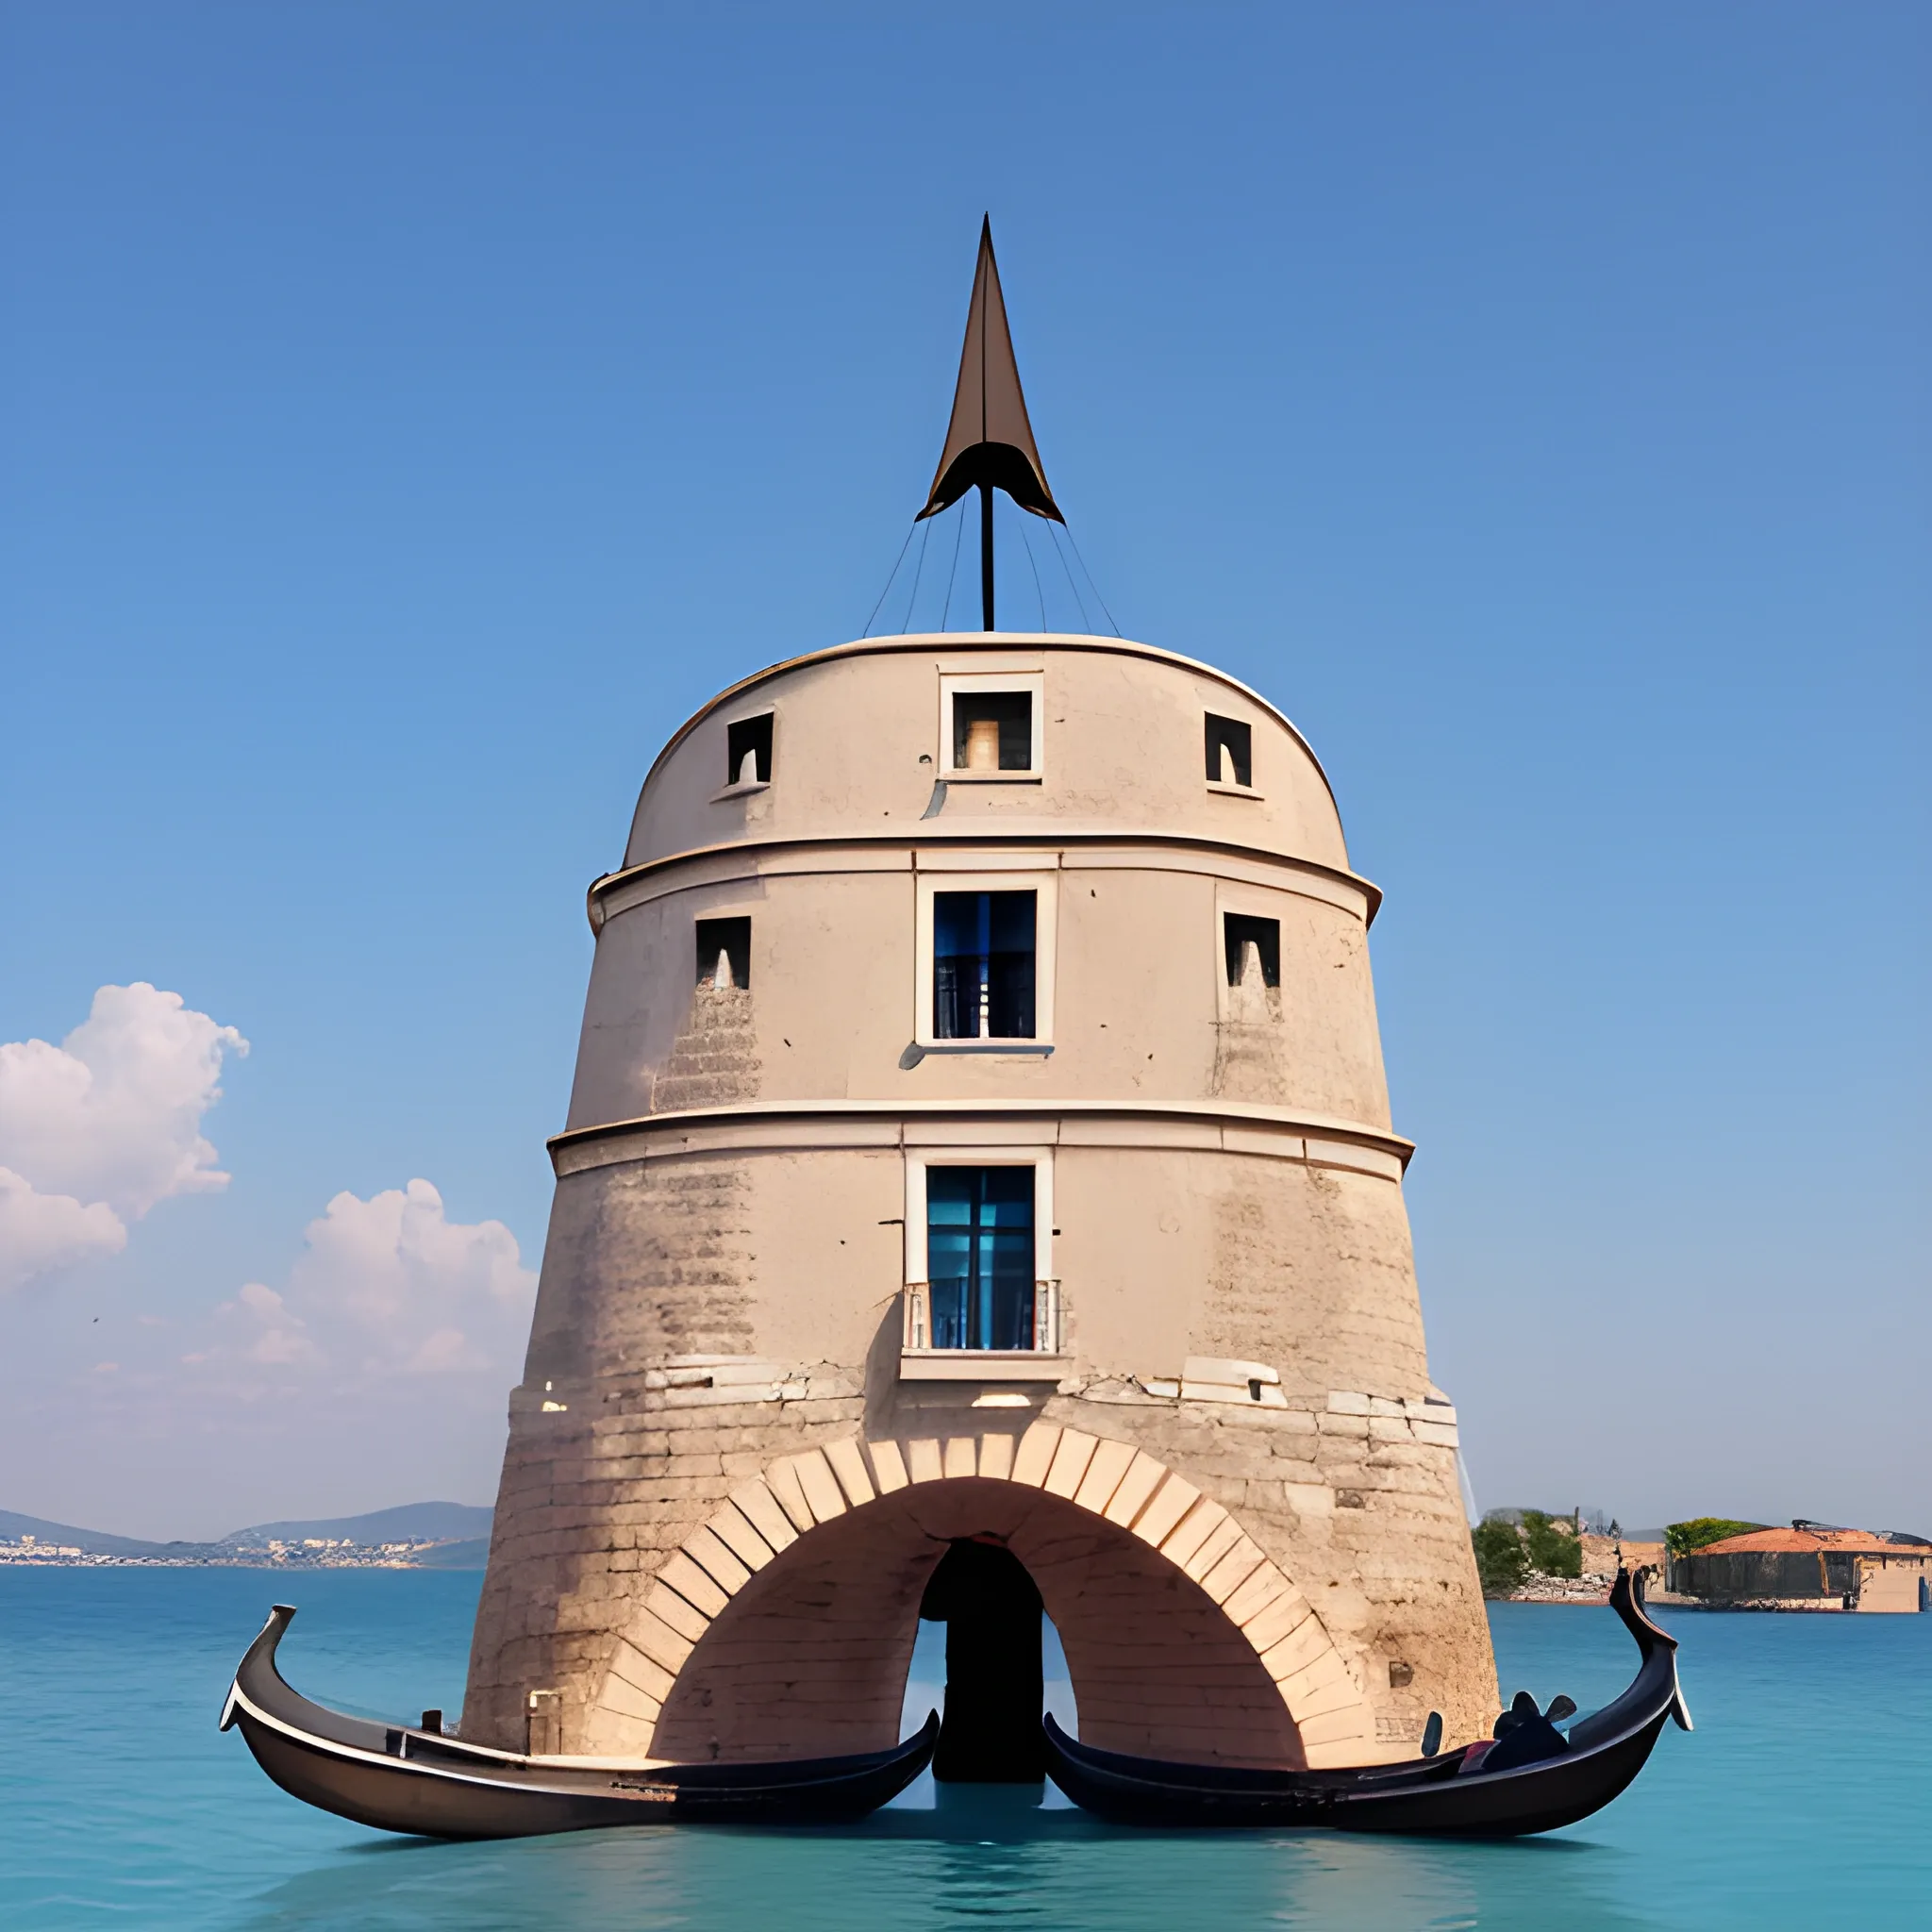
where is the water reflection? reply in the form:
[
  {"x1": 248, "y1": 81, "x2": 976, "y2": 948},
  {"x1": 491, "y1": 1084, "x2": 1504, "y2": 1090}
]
[{"x1": 237, "y1": 1790, "x2": 1669, "y2": 1932}]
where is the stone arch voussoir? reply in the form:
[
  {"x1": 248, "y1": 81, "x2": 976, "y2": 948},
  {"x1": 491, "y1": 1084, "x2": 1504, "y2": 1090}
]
[{"x1": 581, "y1": 1421, "x2": 1375, "y2": 1768}]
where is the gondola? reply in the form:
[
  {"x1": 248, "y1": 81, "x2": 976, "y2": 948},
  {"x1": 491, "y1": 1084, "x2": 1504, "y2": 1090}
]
[
  {"x1": 1041, "y1": 1567, "x2": 1690, "y2": 1836},
  {"x1": 221, "y1": 1604, "x2": 940, "y2": 1839}
]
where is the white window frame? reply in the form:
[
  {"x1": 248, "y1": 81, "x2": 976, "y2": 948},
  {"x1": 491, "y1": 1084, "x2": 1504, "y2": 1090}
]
[
  {"x1": 938, "y1": 670, "x2": 1045, "y2": 781},
  {"x1": 901, "y1": 1147, "x2": 1062, "y2": 1371},
  {"x1": 914, "y1": 866, "x2": 1058, "y2": 1050}
]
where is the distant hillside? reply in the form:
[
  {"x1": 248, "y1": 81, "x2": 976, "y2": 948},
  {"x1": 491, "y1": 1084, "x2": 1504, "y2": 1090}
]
[
  {"x1": 3, "y1": 1501, "x2": 492, "y2": 1559},
  {"x1": 0, "y1": 1509, "x2": 200, "y2": 1558},
  {"x1": 224, "y1": 1502, "x2": 493, "y2": 1548}
]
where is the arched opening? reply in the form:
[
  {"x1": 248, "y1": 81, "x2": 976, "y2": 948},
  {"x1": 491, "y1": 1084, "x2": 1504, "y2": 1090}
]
[
  {"x1": 920, "y1": 1536, "x2": 1045, "y2": 1782},
  {"x1": 642, "y1": 1475, "x2": 1306, "y2": 1771}
]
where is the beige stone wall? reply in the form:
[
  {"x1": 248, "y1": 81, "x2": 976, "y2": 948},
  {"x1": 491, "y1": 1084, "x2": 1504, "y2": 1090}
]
[
  {"x1": 464, "y1": 633, "x2": 1497, "y2": 1770},
  {"x1": 623, "y1": 635, "x2": 1353, "y2": 879},
  {"x1": 463, "y1": 1385, "x2": 1491, "y2": 1767},
  {"x1": 1856, "y1": 1557, "x2": 1927, "y2": 1613},
  {"x1": 568, "y1": 857, "x2": 1388, "y2": 1135}
]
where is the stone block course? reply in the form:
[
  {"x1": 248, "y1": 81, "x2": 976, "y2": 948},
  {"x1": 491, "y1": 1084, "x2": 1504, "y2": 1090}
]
[{"x1": 1131, "y1": 1474, "x2": 1201, "y2": 1548}]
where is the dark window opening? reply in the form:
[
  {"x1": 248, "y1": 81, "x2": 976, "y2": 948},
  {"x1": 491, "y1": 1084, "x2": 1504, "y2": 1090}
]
[
  {"x1": 952, "y1": 691, "x2": 1033, "y2": 773},
  {"x1": 725, "y1": 713, "x2": 774, "y2": 786},
  {"x1": 1205, "y1": 713, "x2": 1253, "y2": 787},
  {"x1": 695, "y1": 916, "x2": 752, "y2": 991},
  {"x1": 1223, "y1": 912, "x2": 1280, "y2": 989},
  {"x1": 927, "y1": 1167, "x2": 1036, "y2": 1351},
  {"x1": 934, "y1": 891, "x2": 1036, "y2": 1039}
]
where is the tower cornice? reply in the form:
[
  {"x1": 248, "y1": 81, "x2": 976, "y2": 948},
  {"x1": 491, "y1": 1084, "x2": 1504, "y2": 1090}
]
[
  {"x1": 546, "y1": 1097, "x2": 1414, "y2": 1179},
  {"x1": 588, "y1": 828, "x2": 1383, "y2": 933}
]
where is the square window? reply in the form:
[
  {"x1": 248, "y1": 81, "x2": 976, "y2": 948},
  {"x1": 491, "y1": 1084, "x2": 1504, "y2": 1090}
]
[
  {"x1": 938, "y1": 670, "x2": 1044, "y2": 778},
  {"x1": 953, "y1": 691, "x2": 1032, "y2": 773},
  {"x1": 934, "y1": 891, "x2": 1035, "y2": 1039},
  {"x1": 1206, "y1": 713, "x2": 1253, "y2": 788},
  {"x1": 695, "y1": 916, "x2": 751, "y2": 990},
  {"x1": 725, "y1": 713, "x2": 773, "y2": 787},
  {"x1": 926, "y1": 1166, "x2": 1036, "y2": 1351},
  {"x1": 914, "y1": 868, "x2": 1056, "y2": 1049},
  {"x1": 1223, "y1": 911, "x2": 1280, "y2": 989}
]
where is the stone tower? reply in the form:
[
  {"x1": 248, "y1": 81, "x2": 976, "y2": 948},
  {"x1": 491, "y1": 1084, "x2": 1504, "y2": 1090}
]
[{"x1": 462, "y1": 630, "x2": 1498, "y2": 1770}]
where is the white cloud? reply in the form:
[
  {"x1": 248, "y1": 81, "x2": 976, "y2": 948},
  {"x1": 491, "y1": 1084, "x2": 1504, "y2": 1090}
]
[
  {"x1": 225, "y1": 1281, "x2": 321, "y2": 1368},
  {"x1": 218, "y1": 1179, "x2": 535, "y2": 1381},
  {"x1": 0, "y1": 984, "x2": 247, "y2": 1291},
  {"x1": 0, "y1": 1168, "x2": 126, "y2": 1294}
]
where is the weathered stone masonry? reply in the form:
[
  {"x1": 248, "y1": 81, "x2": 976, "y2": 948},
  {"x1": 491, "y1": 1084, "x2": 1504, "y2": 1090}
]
[{"x1": 463, "y1": 633, "x2": 1497, "y2": 1769}]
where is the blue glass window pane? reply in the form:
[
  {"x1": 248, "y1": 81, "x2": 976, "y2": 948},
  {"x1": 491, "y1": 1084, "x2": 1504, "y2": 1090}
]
[
  {"x1": 986, "y1": 893, "x2": 1036, "y2": 1039},
  {"x1": 925, "y1": 1166, "x2": 1036, "y2": 1352},
  {"x1": 931, "y1": 891, "x2": 1035, "y2": 1041},
  {"x1": 932, "y1": 892, "x2": 984, "y2": 1040}
]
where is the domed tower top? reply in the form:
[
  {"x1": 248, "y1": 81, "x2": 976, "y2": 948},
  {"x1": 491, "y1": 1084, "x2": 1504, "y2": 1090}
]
[{"x1": 618, "y1": 630, "x2": 1364, "y2": 890}]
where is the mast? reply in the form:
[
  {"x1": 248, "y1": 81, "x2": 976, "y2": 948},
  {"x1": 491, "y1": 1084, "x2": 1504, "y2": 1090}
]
[
  {"x1": 980, "y1": 483, "x2": 994, "y2": 630},
  {"x1": 918, "y1": 217, "x2": 1062, "y2": 632}
]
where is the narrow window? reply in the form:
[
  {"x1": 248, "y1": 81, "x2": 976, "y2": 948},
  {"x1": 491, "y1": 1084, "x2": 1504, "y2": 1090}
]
[
  {"x1": 927, "y1": 1167, "x2": 1036, "y2": 1350},
  {"x1": 934, "y1": 891, "x2": 1036, "y2": 1038},
  {"x1": 1223, "y1": 912, "x2": 1280, "y2": 989},
  {"x1": 695, "y1": 916, "x2": 751, "y2": 991},
  {"x1": 952, "y1": 691, "x2": 1033, "y2": 773},
  {"x1": 1205, "y1": 713, "x2": 1253, "y2": 788},
  {"x1": 725, "y1": 713, "x2": 774, "y2": 787}
]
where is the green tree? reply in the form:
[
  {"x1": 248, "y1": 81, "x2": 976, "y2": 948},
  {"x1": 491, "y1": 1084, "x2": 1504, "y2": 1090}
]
[
  {"x1": 1522, "y1": 1509, "x2": 1583, "y2": 1579},
  {"x1": 1665, "y1": 1518, "x2": 1765, "y2": 1557},
  {"x1": 1472, "y1": 1519, "x2": 1528, "y2": 1596}
]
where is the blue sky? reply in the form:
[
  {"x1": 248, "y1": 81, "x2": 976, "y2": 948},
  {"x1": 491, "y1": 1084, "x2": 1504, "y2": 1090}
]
[{"x1": 2, "y1": 4, "x2": 1924, "y2": 1540}]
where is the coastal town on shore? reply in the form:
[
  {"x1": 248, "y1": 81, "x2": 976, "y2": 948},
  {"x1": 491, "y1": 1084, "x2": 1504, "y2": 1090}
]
[
  {"x1": 1479, "y1": 1509, "x2": 1931, "y2": 1613},
  {"x1": 0, "y1": 1534, "x2": 473, "y2": 1570},
  {"x1": 0, "y1": 1501, "x2": 491, "y2": 1572}
]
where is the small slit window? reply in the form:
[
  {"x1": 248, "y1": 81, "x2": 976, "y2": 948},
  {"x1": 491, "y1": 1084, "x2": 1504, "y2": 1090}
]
[
  {"x1": 1223, "y1": 912, "x2": 1280, "y2": 989},
  {"x1": 934, "y1": 891, "x2": 1036, "y2": 1039},
  {"x1": 1206, "y1": 714, "x2": 1253, "y2": 788},
  {"x1": 695, "y1": 916, "x2": 751, "y2": 991},
  {"x1": 725, "y1": 713, "x2": 773, "y2": 787},
  {"x1": 952, "y1": 691, "x2": 1033, "y2": 773}
]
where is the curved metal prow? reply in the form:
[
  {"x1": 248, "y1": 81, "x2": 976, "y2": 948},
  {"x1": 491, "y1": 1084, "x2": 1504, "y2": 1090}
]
[
  {"x1": 221, "y1": 1604, "x2": 297, "y2": 1731},
  {"x1": 1566, "y1": 1568, "x2": 1690, "y2": 1749},
  {"x1": 1614, "y1": 1568, "x2": 1692, "y2": 1732}
]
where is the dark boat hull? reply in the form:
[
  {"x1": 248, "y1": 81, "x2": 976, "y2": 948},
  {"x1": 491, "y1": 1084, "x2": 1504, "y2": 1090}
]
[
  {"x1": 223, "y1": 1605, "x2": 938, "y2": 1840},
  {"x1": 1041, "y1": 1568, "x2": 1689, "y2": 1837}
]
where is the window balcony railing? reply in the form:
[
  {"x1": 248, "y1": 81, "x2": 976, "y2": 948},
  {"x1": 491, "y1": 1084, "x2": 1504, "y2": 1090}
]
[{"x1": 899, "y1": 1281, "x2": 1066, "y2": 1381}]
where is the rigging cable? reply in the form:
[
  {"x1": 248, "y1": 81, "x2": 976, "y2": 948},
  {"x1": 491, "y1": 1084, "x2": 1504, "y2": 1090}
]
[
  {"x1": 901, "y1": 517, "x2": 934, "y2": 633},
  {"x1": 1017, "y1": 509, "x2": 1048, "y2": 632},
  {"x1": 861, "y1": 524, "x2": 918, "y2": 640},
  {"x1": 940, "y1": 495, "x2": 967, "y2": 631},
  {"x1": 1061, "y1": 523, "x2": 1122, "y2": 637},
  {"x1": 1047, "y1": 522, "x2": 1091, "y2": 633}
]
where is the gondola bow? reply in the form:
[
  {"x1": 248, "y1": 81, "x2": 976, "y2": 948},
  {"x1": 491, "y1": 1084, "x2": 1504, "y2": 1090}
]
[
  {"x1": 221, "y1": 1604, "x2": 938, "y2": 1839},
  {"x1": 1041, "y1": 1567, "x2": 1688, "y2": 1836}
]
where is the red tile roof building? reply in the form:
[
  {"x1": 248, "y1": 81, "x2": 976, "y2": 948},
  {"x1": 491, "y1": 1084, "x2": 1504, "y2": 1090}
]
[{"x1": 1673, "y1": 1523, "x2": 1929, "y2": 1611}]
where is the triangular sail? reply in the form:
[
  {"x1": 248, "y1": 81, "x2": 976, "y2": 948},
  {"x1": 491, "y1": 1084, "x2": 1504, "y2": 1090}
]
[{"x1": 918, "y1": 218, "x2": 1063, "y2": 525}]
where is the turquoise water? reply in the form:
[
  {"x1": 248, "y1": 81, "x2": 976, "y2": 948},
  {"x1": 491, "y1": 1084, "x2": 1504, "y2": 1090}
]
[{"x1": 2, "y1": 1569, "x2": 1924, "y2": 1929}]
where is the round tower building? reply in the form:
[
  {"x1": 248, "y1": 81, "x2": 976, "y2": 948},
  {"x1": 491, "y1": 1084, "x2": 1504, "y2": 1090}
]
[{"x1": 461, "y1": 630, "x2": 1497, "y2": 1772}]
